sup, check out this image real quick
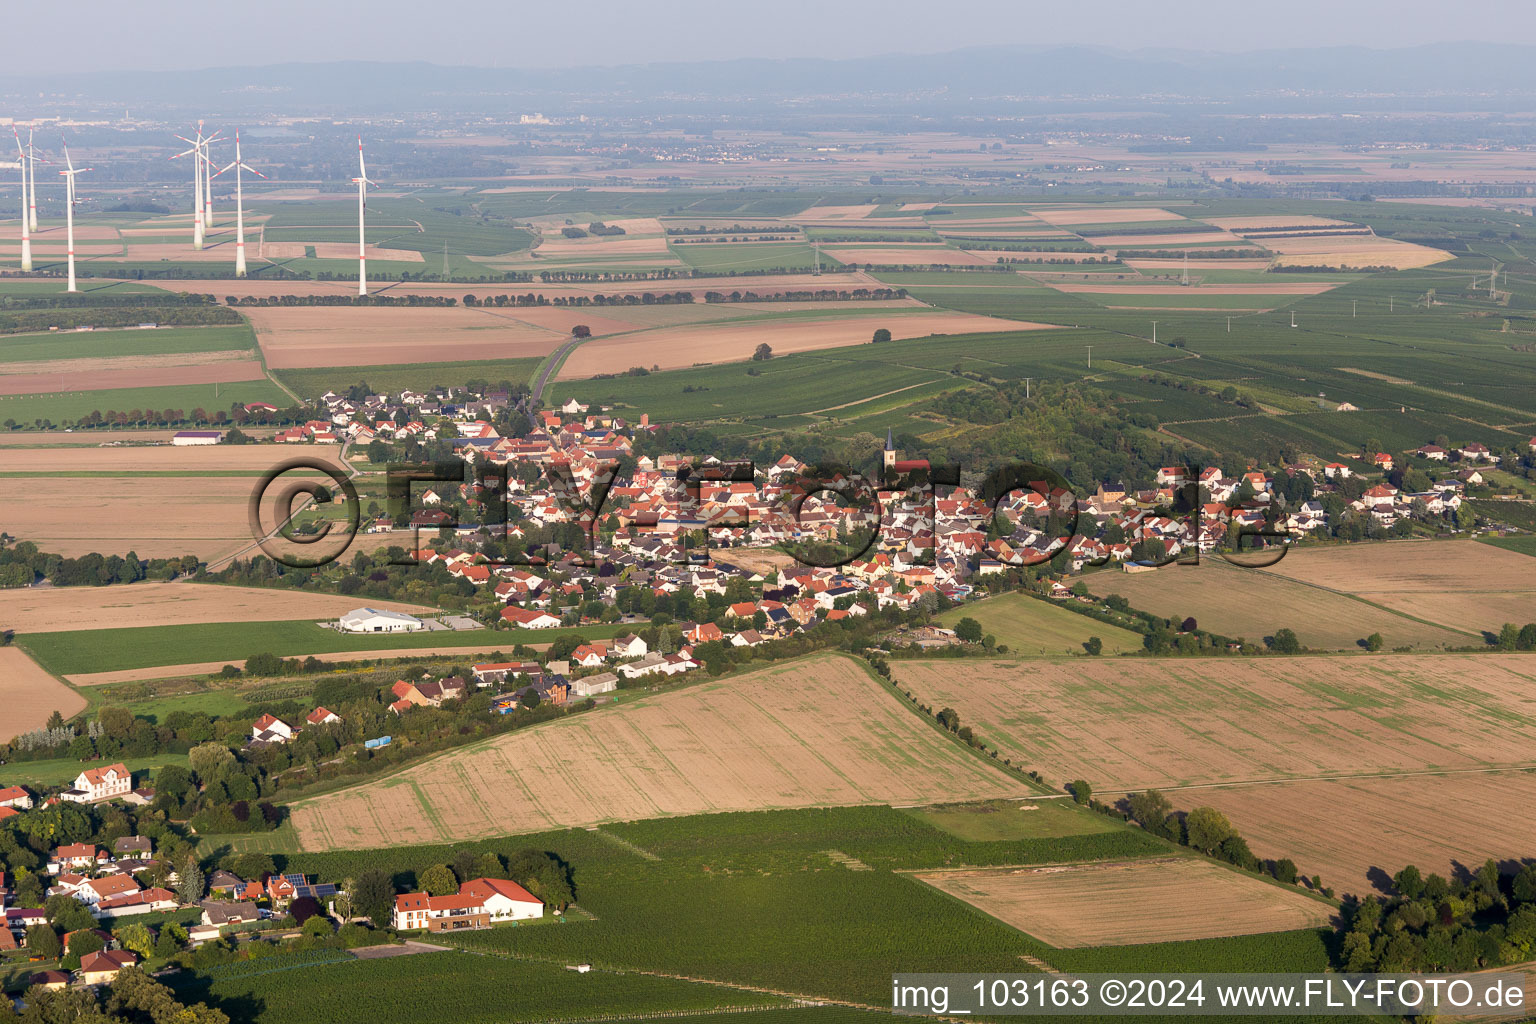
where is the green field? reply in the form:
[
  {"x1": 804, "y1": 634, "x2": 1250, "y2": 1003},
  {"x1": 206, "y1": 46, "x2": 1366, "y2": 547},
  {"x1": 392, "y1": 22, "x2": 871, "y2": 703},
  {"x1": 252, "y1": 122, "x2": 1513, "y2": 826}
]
[
  {"x1": 0, "y1": 324, "x2": 257, "y2": 363},
  {"x1": 0, "y1": 378, "x2": 294, "y2": 427},
  {"x1": 936, "y1": 593, "x2": 1145, "y2": 656},
  {"x1": 904, "y1": 799, "x2": 1124, "y2": 842},
  {"x1": 1478, "y1": 535, "x2": 1536, "y2": 559},
  {"x1": 273, "y1": 357, "x2": 543, "y2": 399},
  {"x1": 168, "y1": 949, "x2": 781, "y2": 1024},
  {"x1": 19, "y1": 619, "x2": 631, "y2": 675},
  {"x1": 673, "y1": 241, "x2": 840, "y2": 273}
]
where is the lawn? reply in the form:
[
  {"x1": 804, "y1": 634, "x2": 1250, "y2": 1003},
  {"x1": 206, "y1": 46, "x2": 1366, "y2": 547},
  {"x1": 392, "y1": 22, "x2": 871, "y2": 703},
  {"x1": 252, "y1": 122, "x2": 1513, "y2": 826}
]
[
  {"x1": 1478, "y1": 535, "x2": 1536, "y2": 559},
  {"x1": 19, "y1": 619, "x2": 631, "y2": 675},
  {"x1": 936, "y1": 592, "x2": 1144, "y2": 656}
]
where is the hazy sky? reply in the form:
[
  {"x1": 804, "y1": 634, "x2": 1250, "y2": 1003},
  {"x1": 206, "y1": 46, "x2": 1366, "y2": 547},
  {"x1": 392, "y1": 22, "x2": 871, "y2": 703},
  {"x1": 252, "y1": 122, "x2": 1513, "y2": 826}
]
[{"x1": 25, "y1": 0, "x2": 1536, "y2": 74}]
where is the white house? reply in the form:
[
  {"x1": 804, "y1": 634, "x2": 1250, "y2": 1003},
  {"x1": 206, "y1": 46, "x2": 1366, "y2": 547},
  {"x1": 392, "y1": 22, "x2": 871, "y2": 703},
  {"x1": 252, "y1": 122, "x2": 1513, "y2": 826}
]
[
  {"x1": 251, "y1": 714, "x2": 295, "y2": 744},
  {"x1": 339, "y1": 608, "x2": 425, "y2": 633},
  {"x1": 611, "y1": 634, "x2": 648, "y2": 658},
  {"x1": 61, "y1": 764, "x2": 132, "y2": 804},
  {"x1": 500, "y1": 606, "x2": 562, "y2": 629},
  {"x1": 459, "y1": 878, "x2": 544, "y2": 922},
  {"x1": 0, "y1": 785, "x2": 33, "y2": 810}
]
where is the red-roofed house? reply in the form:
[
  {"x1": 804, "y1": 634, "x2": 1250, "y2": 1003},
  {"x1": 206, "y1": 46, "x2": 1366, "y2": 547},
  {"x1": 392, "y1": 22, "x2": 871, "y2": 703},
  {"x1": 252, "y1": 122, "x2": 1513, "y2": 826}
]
[
  {"x1": 306, "y1": 707, "x2": 341, "y2": 727},
  {"x1": 0, "y1": 785, "x2": 33, "y2": 810},
  {"x1": 80, "y1": 949, "x2": 138, "y2": 985},
  {"x1": 457, "y1": 878, "x2": 543, "y2": 922},
  {"x1": 500, "y1": 606, "x2": 562, "y2": 629}
]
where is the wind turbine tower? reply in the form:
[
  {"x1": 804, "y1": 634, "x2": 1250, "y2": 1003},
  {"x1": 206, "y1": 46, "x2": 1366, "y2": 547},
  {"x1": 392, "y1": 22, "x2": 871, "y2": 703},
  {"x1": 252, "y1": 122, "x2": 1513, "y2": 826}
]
[
  {"x1": 1180, "y1": 251, "x2": 1190, "y2": 286},
  {"x1": 57, "y1": 139, "x2": 91, "y2": 293},
  {"x1": 352, "y1": 136, "x2": 379, "y2": 296},
  {"x1": 213, "y1": 131, "x2": 264, "y2": 278},
  {"x1": 11, "y1": 129, "x2": 31, "y2": 271},
  {"x1": 25, "y1": 130, "x2": 39, "y2": 232}
]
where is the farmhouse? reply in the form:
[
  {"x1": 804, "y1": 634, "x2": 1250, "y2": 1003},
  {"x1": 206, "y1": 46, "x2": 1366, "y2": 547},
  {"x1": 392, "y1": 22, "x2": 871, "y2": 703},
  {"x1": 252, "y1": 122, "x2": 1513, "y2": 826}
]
[
  {"x1": 338, "y1": 607, "x2": 424, "y2": 633},
  {"x1": 306, "y1": 707, "x2": 342, "y2": 727},
  {"x1": 60, "y1": 764, "x2": 132, "y2": 804},
  {"x1": 251, "y1": 713, "x2": 295, "y2": 745}
]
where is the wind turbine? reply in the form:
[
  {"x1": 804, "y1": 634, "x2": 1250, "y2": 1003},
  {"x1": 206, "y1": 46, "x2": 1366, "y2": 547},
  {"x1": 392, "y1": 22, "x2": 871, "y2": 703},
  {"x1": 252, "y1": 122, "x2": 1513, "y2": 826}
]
[
  {"x1": 11, "y1": 129, "x2": 31, "y2": 271},
  {"x1": 352, "y1": 136, "x2": 379, "y2": 297},
  {"x1": 57, "y1": 138, "x2": 91, "y2": 293},
  {"x1": 171, "y1": 124, "x2": 220, "y2": 250},
  {"x1": 212, "y1": 131, "x2": 265, "y2": 278},
  {"x1": 202, "y1": 134, "x2": 219, "y2": 236}
]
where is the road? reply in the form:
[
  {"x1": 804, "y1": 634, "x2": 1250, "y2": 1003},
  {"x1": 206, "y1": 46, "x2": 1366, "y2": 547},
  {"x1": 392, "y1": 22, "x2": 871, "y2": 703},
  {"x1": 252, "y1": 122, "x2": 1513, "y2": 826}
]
[{"x1": 528, "y1": 334, "x2": 586, "y2": 409}]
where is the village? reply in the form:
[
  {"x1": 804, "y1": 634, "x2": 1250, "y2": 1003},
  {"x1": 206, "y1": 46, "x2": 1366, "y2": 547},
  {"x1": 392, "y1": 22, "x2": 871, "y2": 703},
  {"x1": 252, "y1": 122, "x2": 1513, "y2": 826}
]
[{"x1": 0, "y1": 769, "x2": 551, "y2": 995}]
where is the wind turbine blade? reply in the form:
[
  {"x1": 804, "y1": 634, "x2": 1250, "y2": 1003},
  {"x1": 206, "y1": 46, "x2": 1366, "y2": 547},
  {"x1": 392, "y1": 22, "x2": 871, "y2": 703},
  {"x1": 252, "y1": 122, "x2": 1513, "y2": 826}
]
[
  {"x1": 242, "y1": 165, "x2": 266, "y2": 178},
  {"x1": 212, "y1": 160, "x2": 238, "y2": 178}
]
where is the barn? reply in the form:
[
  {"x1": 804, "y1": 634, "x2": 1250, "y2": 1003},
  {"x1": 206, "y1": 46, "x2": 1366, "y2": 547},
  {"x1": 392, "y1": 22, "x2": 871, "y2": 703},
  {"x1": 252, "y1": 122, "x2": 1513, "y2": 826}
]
[{"x1": 172, "y1": 430, "x2": 224, "y2": 446}]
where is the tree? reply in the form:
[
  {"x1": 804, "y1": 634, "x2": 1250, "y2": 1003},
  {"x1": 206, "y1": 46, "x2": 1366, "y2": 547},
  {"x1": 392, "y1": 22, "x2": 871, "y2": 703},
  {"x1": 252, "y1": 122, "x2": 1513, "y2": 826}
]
[
  {"x1": 1394, "y1": 864, "x2": 1425, "y2": 900},
  {"x1": 751, "y1": 343, "x2": 773, "y2": 362},
  {"x1": 1273, "y1": 858, "x2": 1299, "y2": 885},
  {"x1": 1085, "y1": 636, "x2": 1103, "y2": 656},
  {"x1": 301, "y1": 914, "x2": 334, "y2": 939},
  {"x1": 1270, "y1": 628, "x2": 1300, "y2": 654},
  {"x1": 353, "y1": 869, "x2": 395, "y2": 928},
  {"x1": 177, "y1": 855, "x2": 205, "y2": 905},
  {"x1": 571, "y1": 324, "x2": 591, "y2": 338},
  {"x1": 1068, "y1": 779, "x2": 1092, "y2": 805},
  {"x1": 872, "y1": 328, "x2": 892, "y2": 343},
  {"x1": 953, "y1": 617, "x2": 983, "y2": 643},
  {"x1": 418, "y1": 864, "x2": 458, "y2": 897},
  {"x1": 1364, "y1": 632, "x2": 1384, "y2": 652},
  {"x1": 26, "y1": 923, "x2": 61, "y2": 959},
  {"x1": 1184, "y1": 806, "x2": 1234, "y2": 854},
  {"x1": 64, "y1": 929, "x2": 105, "y2": 968},
  {"x1": 188, "y1": 741, "x2": 235, "y2": 780},
  {"x1": 114, "y1": 922, "x2": 155, "y2": 959},
  {"x1": 1497, "y1": 622, "x2": 1520, "y2": 651},
  {"x1": 1128, "y1": 789, "x2": 1173, "y2": 830},
  {"x1": 289, "y1": 896, "x2": 323, "y2": 924}
]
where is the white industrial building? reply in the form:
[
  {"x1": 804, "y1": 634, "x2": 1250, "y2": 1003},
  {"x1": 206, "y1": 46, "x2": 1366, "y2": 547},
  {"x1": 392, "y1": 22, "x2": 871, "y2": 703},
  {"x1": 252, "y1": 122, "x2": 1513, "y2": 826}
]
[{"x1": 338, "y1": 608, "x2": 425, "y2": 633}]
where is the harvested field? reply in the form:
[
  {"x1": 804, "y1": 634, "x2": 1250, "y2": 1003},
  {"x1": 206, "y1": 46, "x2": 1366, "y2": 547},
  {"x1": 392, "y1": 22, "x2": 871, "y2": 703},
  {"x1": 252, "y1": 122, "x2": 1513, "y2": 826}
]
[
  {"x1": 0, "y1": 581, "x2": 432, "y2": 635},
  {"x1": 793, "y1": 204, "x2": 878, "y2": 221},
  {"x1": 1, "y1": 473, "x2": 343, "y2": 559},
  {"x1": 916, "y1": 858, "x2": 1333, "y2": 947},
  {"x1": 289, "y1": 654, "x2": 1032, "y2": 849},
  {"x1": 823, "y1": 248, "x2": 996, "y2": 266},
  {"x1": 556, "y1": 311, "x2": 1050, "y2": 378},
  {"x1": 1030, "y1": 207, "x2": 1188, "y2": 226},
  {"x1": 1125, "y1": 258, "x2": 1273, "y2": 271},
  {"x1": 0, "y1": 648, "x2": 86, "y2": 743},
  {"x1": 1094, "y1": 558, "x2": 1472, "y2": 648},
  {"x1": 1262, "y1": 540, "x2": 1536, "y2": 635},
  {"x1": 891, "y1": 653, "x2": 1536, "y2": 790},
  {"x1": 0, "y1": 446, "x2": 345, "y2": 474},
  {"x1": 246, "y1": 306, "x2": 630, "y2": 369},
  {"x1": 1180, "y1": 770, "x2": 1536, "y2": 897},
  {"x1": 0, "y1": 360, "x2": 266, "y2": 396},
  {"x1": 1260, "y1": 233, "x2": 1454, "y2": 270}
]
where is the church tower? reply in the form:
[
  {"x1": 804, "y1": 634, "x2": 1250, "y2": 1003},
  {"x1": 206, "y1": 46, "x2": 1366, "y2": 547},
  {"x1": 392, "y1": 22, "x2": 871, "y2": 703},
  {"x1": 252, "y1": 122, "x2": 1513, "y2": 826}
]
[{"x1": 883, "y1": 427, "x2": 897, "y2": 470}]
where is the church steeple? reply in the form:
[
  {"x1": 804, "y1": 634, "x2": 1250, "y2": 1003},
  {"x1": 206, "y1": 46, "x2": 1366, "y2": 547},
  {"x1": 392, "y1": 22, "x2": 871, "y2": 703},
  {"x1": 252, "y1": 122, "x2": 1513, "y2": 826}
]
[{"x1": 883, "y1": 427, "x2": 896, "y2": 469}]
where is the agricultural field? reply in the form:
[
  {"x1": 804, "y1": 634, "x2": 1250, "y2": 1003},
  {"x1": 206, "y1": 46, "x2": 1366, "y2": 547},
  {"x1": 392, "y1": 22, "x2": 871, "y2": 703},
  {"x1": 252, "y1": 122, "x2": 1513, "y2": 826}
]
[
  {"x1": 914, "y1": 858, "x2": 1334, "y2": 947},
  {"x1": 934, "y1": 592, "x2": 1143, "y2": 656},
  {"x1": 246, "y1": 305, "x2": 609, "y2": 369},
  {"x1": 556, "y1": 310, "x2": 1048, "y2": 378},
  {"x1": 288, "y1": 654, "x2": 1034, "y2": 849},
  {"x1": 18, "y1": 619, "x2": 627, "y2": 676},
  {"x1": 0, "y1": 580, "x2": 433, "y2": 634},
  {"x1": 905, "y1": 799, "x2": 1125, "y2": 842},
  {"x1": 1179, "y1": 770, "x2": 1536, "y2": 897},
  {"x1": 0, "y1": 647, "x2": 86, "y2": 742},
  {"x1": 1261, "y1": 540, "x2": 1536, "y2": 635},
  {"x1": 891, "y1": 653, "x2": 1536, "y2": 791},
  {"x1": 1092, "y1": 558, "x2": 1474, "y2": 649}
]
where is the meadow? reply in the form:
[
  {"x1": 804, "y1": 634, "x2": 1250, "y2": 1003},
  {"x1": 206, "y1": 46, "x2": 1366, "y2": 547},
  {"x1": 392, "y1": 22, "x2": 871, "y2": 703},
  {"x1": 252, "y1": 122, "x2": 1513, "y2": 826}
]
[
  {"x1": 273, "y1": 357, "x2": 542, "y2": 399},
  {"x1": 0, "y1": 378, "x2": 292, "y2": 426},
  {"x1": 935, "y1": 592, "x2": 1144, "y2": 655},
  {"x1": 19, "y1": 618, "x2": 629, "y2": 675},
  {"x1": 0, "y1": 324, "x2": 257, "y2": 363}
]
